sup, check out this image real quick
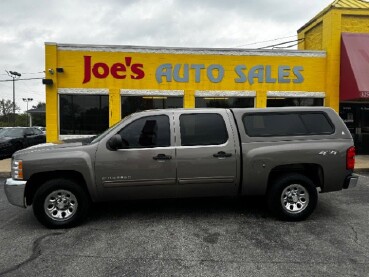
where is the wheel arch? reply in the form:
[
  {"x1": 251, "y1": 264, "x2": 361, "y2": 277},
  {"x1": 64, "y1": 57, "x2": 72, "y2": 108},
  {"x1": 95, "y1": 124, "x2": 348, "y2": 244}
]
[
  {"x1": 25, "y1": 170, "x2": 91, "y2": 206},
  {"x1": 267, "y1": 163, "x2": 324, "y2": 192}
]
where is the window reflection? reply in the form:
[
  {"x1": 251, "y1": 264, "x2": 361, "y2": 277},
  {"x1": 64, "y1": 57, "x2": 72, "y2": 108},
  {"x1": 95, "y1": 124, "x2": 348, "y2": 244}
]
[
  {"x1": 267, "y1": 98, "x2": 324, "y2": 107},
  {"x1": 60, "y1": 95, "x2": 109, "y2": 135},
  {"x1": 195, "y1": 97, "x2": 254, "y2": 108},
  {"x1": 121, "y1": 96, "x2": 183, "y2": 118}
]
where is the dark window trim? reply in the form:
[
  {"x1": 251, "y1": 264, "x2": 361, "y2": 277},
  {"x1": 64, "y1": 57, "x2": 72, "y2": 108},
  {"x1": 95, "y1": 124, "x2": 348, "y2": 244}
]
[{"x1": 242, "y1": 111, "x2": 335, "y2": 137}]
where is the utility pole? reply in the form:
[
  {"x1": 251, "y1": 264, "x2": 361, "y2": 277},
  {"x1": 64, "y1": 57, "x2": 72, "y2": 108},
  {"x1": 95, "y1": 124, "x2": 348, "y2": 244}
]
[
  {"x1": 22, "y1": 98, "x2": 33, "y2": 127},
  {"x1": 6, "y1": 70, "x2": 22, "y2": 126}
]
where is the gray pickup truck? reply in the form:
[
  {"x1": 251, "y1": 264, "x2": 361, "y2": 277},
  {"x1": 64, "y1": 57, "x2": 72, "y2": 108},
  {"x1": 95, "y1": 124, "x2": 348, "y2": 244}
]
[{"x1": 5, "y1": 107, "x2": 358, "y2": 228}]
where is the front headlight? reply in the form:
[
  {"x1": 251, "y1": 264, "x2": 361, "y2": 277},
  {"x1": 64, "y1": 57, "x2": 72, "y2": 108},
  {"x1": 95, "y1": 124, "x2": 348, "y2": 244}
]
[{"x1": 12, "y1": 159, "x2": 23, "y2": 180}]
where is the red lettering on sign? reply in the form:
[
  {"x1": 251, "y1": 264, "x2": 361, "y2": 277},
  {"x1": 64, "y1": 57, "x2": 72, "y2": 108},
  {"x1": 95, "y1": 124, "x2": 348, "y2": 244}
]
[
  {"x1": 83, "y1": 56, "x2": 145, "y2": 84},
  {"x1": 92, "y1": 63, "x2": 109, "y2": 79},
  {"x1": 83, "y1": 56, "x2": 92, "y2": 84},
  {"x1": 111, "y1": 63, "x2": 127, "y2": 79},
  {"x1": 131, "y1": 64, "x2": 145, "y2": 79}
]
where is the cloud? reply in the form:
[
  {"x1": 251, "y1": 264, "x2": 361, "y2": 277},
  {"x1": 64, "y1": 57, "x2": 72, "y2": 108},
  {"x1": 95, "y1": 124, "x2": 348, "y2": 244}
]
[{"x1": 0, "y1": 0, "x2": 333, "y2": 111}]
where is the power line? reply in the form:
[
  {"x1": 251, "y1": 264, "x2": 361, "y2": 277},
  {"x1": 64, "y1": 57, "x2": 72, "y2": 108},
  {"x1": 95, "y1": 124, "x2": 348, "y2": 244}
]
[
  {"x1": 257, "y1": 38, "x2": 304, "y2": 49},
  {"x1": 21, "y1": 71, "x2": 45, "y2": 75},
  {"x1": 235, "y1": 35, "x2": 297, "y2": 48},
  {"x1": 272, "y1": 39, "x2": 305, "y2": 49},
  {"x1": 17, "y1": 81, "x2": 45, "y2": 95},
  {"x1": 0, "y1": 71, "x2": 44, "y2": 76},
  {"x1": 0, "y1": 77, "x2": 44, "y2": 82}
]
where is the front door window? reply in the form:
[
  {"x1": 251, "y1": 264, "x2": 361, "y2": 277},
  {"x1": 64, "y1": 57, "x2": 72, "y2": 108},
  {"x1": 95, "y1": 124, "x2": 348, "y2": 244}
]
[{"x1": 118, "y1": 115, "x2": 170, "y2": 148}]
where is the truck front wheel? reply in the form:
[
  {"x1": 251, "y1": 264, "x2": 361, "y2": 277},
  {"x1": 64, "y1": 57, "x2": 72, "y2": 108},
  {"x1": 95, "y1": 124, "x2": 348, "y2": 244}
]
[
  {"x1": 33, "y1": 178, "x2": 90, "y2": 228},
  {"x1": 267, "y1": 174, "x2": 318, "y2": 221}
]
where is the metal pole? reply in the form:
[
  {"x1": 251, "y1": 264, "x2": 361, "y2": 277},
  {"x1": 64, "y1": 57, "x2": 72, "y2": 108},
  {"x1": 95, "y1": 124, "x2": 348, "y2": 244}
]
[
  {"x1": 23, "y1": 98, "x2": 33, "y2": 127},
  {"x1": 12, "y1": 77, "x2": 15, "y2": 126},
  {"x1": 6, "y1": 71, "x2": 21, "y2": 126},
  {"x1": 25, "y1": 101, "x2": 28, "y2": 126}
]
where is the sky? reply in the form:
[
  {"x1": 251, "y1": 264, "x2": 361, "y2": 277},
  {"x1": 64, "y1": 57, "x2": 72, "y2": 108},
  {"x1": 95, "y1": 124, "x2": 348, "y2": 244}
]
[{"x1": 0, "y1": 0, "x2": 334, "y2": 112}]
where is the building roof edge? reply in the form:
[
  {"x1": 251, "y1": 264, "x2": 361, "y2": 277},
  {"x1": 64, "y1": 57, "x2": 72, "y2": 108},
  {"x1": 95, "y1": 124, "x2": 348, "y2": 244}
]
[
  {"x1": 298, "y1": 0, "x2": 369, "y2": 33},
  {"x1": 51, "y1": 42, "x2": 326, "y2": 57}
]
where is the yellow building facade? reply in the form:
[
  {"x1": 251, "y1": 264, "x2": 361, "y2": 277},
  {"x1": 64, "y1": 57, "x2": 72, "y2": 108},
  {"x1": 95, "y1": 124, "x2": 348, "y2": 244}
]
[
  {"x1": 44, "y1": 45, "x2": 327, "y2": 142},
  {"x1": 298, "y1": 0, "x2": 369, "y2": 113},
  {"x1": 44, "y1": 0, "x2": 369, "y2": 153}
]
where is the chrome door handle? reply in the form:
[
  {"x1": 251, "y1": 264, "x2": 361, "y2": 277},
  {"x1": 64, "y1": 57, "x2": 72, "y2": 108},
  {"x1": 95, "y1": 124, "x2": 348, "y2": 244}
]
[
  {"x1": 213, "y1": 151, "x2": 232, "y2": 158},
  {"x1": 153, "y1": 154, "x2": 172, "y2": 160}
]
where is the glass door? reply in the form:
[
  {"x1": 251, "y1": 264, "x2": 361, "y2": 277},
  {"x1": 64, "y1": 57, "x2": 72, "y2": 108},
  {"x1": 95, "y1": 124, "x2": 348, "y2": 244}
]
[
  {"x1": 359, "y1": 106, "x2": 369, "y2": 154},
  {"x1": 340, "y1": 103, "x2": 369, "y2": 154}
]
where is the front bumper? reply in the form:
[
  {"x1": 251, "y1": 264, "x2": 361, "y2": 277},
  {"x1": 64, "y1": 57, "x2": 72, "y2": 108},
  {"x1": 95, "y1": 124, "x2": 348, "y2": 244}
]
[
  {"x1": 343, "y1": 174, "x2": 359, "y2": 189},
  {"x1": 4, "y1": 178, "x2": 27, "y2": 208}
]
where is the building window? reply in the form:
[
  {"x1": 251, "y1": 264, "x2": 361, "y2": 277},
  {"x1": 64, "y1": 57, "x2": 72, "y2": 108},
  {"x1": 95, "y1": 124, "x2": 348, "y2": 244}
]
[
  {"x1": 195, "y1": 97, "x2": 254, "y2": 108},
  {"x1": 121, "y1": 96, "x2": 183, "y2": 118},
  {"x1": 267, "y1": 98, "x2": 324, "y2": 107},
  {"x1": 59, "y1": 94, "x2": 109, "y2": 135}
]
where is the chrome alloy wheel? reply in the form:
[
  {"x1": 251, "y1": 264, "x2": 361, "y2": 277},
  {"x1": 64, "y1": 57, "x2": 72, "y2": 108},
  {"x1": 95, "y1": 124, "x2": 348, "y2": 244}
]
[
  {"x1": 44, "y1": 190, "x2": 78, "y2": 221},
  {"x1": 281, "y1": 184, "x2": 309, "y2": 214}
]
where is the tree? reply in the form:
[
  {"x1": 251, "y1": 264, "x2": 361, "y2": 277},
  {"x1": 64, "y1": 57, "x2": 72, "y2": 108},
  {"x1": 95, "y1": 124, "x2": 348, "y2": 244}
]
[
  {"x1": 0, "y1": 99, "x2": 20, "y2": 126},
  {"x1": 31, "y1": 101, "x2": 46, "y2": 110},
  {"x1": 0, "y1": 99, "x2": 20, "y2": 116}
]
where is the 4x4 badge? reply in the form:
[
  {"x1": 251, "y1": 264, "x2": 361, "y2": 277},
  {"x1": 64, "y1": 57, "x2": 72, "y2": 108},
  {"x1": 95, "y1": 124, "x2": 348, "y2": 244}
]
[{"x1": 318, "y1": 150, "x2": 337, "y2": 156}]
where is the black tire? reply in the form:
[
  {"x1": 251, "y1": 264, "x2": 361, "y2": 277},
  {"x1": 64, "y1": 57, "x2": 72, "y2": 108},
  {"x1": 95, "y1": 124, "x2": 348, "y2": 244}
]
[
  {"x1": 267, "y1": 173, "x2": 318, "y2": 221},
  {"x1": 33, "y1": 178, "x2": 90, "y2": 229}
]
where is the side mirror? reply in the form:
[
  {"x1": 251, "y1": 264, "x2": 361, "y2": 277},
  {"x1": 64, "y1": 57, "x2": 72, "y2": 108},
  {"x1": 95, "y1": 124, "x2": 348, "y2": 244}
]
[{"x1": 107, "y1": 134, "x2": 127, "y2": 150}]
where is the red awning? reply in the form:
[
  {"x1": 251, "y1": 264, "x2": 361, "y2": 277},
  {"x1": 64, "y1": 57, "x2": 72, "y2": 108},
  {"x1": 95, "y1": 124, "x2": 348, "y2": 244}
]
[{"x1": 340, "y1": 33, "x2": 369, "y2": 101}]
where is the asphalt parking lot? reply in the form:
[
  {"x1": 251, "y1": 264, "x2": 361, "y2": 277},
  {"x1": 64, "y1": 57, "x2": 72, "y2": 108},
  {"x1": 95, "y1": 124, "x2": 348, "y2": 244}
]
[{"x1": 0, "y1": 175, "x2": 369, "y2": 277}]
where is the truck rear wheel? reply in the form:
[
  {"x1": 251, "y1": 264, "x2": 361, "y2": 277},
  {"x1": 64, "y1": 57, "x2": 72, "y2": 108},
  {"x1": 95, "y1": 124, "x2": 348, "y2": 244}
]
[
  {"x1": 267, "y1": 174, "x2": 318, "y2": 221},
  {"x1": 33, "y1": 178, "x2": 90, "y2": 228}
]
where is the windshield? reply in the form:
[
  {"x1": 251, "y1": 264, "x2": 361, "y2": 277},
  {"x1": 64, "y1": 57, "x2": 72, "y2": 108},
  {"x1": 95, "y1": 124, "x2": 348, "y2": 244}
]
[{"x1": 0, "y1": 128, "x2": 24, "y2": 138}]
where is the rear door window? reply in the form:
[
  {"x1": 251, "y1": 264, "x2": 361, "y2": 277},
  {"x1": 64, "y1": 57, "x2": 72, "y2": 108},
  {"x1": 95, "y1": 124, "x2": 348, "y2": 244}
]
[{"x1": 180, "y1": 113, "x2": 228, "y2": 146}]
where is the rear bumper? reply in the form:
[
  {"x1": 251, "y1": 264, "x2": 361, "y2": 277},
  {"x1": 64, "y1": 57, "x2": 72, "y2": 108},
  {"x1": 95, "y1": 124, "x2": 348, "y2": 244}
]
[
  {"x1": 4, "y1": 178, "x2": 27, "y2": 208},
  {"x1": 343, "y1": 174, "x2": 359, "y2": 189}
]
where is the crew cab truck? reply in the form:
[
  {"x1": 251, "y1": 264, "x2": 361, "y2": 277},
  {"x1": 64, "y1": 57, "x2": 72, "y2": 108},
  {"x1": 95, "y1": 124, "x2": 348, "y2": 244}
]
[{"x1": 4, "y1": 107, "x2": 358, "y2": 228}]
